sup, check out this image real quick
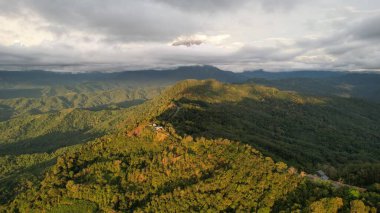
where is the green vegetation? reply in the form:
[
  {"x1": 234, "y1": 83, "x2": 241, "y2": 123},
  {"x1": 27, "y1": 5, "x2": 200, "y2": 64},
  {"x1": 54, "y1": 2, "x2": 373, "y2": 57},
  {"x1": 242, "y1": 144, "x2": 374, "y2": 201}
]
[
  {"x1": 274, "y1": 180, "x2": 378, "y2": 212},
  {"x1": 0, "y1": 145, "x2": 81, "y2": 204},
  {"x1": 5, "y1": 130, "x2": 302, "y2": 212},
  {"x1": 158, "y1": 80, "x2": 380, "y2": 186},
  {"x1": 249, "y1": 72, "x2": 380, "y2": 102},
  {"x1": 0, "y1": 72, "x2": 170, "y2": 210},
  {"x1": 0, "y1": 82, "x2": 164, "y2": 121},
  {"x1": 0, "y1": 108, "x2": 129, "y2": 155},
  {"x1": 0, "y1": 73, "x2": 379, "y2": 212}
]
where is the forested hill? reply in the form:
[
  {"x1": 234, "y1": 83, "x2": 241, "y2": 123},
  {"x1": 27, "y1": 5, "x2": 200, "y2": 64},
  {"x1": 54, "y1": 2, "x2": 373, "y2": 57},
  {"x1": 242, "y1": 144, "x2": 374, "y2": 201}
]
[
  {"x1": 2, "y1": 79, "x2": 379, "y2": 212},
  {"x1": 157, "y1": 80, "x2": 380, "y2": 185},
  {"x1": 1, "y1": 68, "x2": 380, "y2": 211}
]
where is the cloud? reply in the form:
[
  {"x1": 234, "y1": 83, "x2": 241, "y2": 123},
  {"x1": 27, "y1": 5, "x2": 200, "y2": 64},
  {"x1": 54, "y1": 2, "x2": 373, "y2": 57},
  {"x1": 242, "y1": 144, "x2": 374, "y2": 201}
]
[
  {"x1": 349, "y1": 15, "x2": 380, "y2": 41},
  {"x1": 171, "y1": 34, "x2": 230, "y2": 47},
  {"x1": 172, "y1": 39, "x2": 203, "y2": 47},
  {"x1": 1, "y1": 0, "x2": 205, "y2": 43},
  {"x1": 257, "y1": 0, "x2": 301, "y2": 12},
  {"x1": 156, "y1": 0, "x2": 302, "y2": 13},
  {"x1": 155, "y1": 0, "x2": 249, "y2": 12},
  {"x1": 0, "y1": 0, "x2": 379, "y2": 71},
  {"x1": 295, "y1": 55, "x2": 336, "y2": 65}
]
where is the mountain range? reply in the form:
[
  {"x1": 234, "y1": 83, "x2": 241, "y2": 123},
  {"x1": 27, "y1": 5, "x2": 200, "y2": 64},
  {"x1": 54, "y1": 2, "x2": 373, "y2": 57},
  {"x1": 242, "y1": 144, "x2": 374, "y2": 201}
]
[{"x1": 0, "y1": 66, "x2": 379, "y2": 212}]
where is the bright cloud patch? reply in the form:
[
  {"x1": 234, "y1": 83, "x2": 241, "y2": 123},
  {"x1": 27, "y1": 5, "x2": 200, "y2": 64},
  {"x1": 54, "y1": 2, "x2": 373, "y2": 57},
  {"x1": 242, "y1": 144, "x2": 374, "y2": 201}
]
[{"x1": 171, "y1": 34, "x2": 230, "y2": 47}]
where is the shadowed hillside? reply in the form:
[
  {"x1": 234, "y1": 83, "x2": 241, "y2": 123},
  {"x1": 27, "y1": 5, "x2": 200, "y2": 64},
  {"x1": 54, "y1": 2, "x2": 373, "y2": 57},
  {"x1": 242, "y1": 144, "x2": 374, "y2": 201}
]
[{"x1": 156, "y1": 80, "x2": 380, "y2": 186}]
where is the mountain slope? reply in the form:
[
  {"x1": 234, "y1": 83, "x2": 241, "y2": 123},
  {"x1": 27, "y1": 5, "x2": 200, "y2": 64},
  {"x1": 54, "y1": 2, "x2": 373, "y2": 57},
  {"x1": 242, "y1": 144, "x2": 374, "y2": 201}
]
[
  {"x1": 157, "y1": 80, "x2": 380, "y2": 185},
  {"x1": 1, "y1": 79, "x2": 380, "y2": 212},
  {"x1": 8, "y1": 131, "x2": 301, "y2": 212},
  {"x1": 0, "y1": 79, "x2": 200, "y2": 204}
]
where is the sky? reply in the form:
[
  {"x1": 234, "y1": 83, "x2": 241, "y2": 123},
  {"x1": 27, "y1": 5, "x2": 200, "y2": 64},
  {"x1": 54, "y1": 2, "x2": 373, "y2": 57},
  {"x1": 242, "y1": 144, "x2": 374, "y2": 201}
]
[{"x1": 0, "y1": 0, "x2": 380, "y2": 72}]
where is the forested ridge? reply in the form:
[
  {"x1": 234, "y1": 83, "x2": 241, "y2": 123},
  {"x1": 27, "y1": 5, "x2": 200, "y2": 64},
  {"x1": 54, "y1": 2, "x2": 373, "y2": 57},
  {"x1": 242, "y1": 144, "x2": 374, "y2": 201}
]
[
  {"x1": 158, "y1": 80, "x2": 380, "y2": 186},
  {"x1": 0, "y1": 79, "x2": 379, "y2": 212},
  {"x1": 0, "y1": 67, "x2": 380, "y2": 212}
]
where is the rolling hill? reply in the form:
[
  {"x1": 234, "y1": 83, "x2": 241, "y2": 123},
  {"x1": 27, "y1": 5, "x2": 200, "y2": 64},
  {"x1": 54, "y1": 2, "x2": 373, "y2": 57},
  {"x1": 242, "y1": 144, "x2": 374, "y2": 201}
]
[
  {"x1": 1, "y1": 79, "x2": 379, "y2": 212},
  {"x1": 1, "y1": 67, "x2": 380, "y2": 212}
]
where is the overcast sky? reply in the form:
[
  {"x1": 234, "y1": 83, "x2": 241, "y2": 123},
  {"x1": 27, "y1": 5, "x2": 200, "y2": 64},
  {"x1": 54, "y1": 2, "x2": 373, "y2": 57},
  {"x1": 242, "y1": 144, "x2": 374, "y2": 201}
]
[{"x1": 0, "y1": 0, "x2": 379, "y2": 72}]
